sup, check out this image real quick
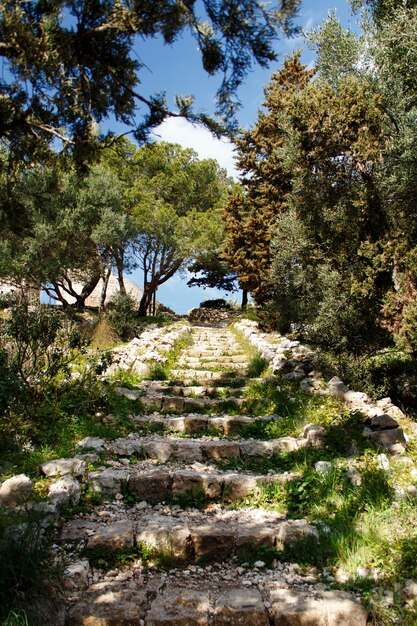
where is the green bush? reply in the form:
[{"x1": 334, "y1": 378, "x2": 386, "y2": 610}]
[
  {"x1": 200, "y1": 298, "x2": 231, "y2": 310},
  {"x1": 0, "y1": 305, "x2": 85, "y2": 412},
  {"x1": 107, "y1": 292, "x2": 138, "y2": 340},
  {"x1": 316, "y1": 348, "x2": 417, "y2": 405},
  {"x1": 0, "y1": 512, "x2": 62, "y2": 623}
]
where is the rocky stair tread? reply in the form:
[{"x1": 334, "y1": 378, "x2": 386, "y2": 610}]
[
  {"x1": 170, "y1": 369, "x2": 248, "y2": 379},
  {"x1": 87, "y1": 465, "x2": 297, "y2": 504},
  {"x1": 105, "y1": 433, "x2": 305, "y2": 462},
  {"x1": 140, "y1": 395, "x2": 246, "y2": 412},
  {"x1": 138, "y1": 383, "x2": 249, "y2": 398},
  {"x1": 60, "y1": 508, "x2": 319, "y2": 564},
  {"x1": 178, "y1": 362, "x2": 249, "y2": 371},
  {"x1": 168, "y1": 377, "x2": 249, "y2": 387},
  {"x1": 67, "y1": 576, "x2": 368, "y2": 626},
  {"x1": 179, "y1": 355, "x2": 248, "y2": 364},
  {"x1": 133, "y1": 413, "x2": 259, "y2": 435},
  {"x1": 186, "y1": 349, "x2": 246, "y2": 357}
]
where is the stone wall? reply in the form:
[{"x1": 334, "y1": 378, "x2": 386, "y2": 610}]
[
  {"x1": 105, "y1": 322, "x2": 191, "y2": 377},
  {"x1": 234, "y1": 319, "x2": 412, "y2": 455}
]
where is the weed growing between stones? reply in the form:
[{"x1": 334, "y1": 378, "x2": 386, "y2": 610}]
[
  {"x1": 231, "y1": 481, "x2": 287, "y2": 513},
  {"x1": 147, "y1": 362, "x2": 170, "y2": 380},
  {"x1": 171, "y1": 485, "x2": 211, "y2": 510},
  {"x1": 246, "y1": 352, "x2": 270, "y2": 378},
  {"x1": 82, "y1": 542, "x2": 185, "y2": 570},
  {"x1": 107, "y1": 367, "x2": 143, "y2": 388},
  {"x1": 157, "y1": 332, "x2": 195, "y2": 376},
  {"x1": 2, "y1": 609, "x2": 30, "y2": 626},
  {"x1": 242, "y1": 378, "x2": 348, "y2": 424}
]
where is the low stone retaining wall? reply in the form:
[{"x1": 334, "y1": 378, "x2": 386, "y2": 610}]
[
  {"x1": 234, "y1": 319, "x2": 413, "y2": 456},
  {"x1": 105, "y1": 321, "x2": 191, "y2": 377},
  {"x1": 188, "y1": 307, "x2": 237, "y2": 326}
]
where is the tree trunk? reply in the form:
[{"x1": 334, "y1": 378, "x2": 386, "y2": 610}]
[
  {"x1": 75, "y1": 272, "x2": 101, "y2": 309},
  {"x1": 46, "y1": 283, "x2": 70, "y2": 307},
  {"x1": 99, "y1": 266, "x2": 112, "y2": 311},
  {"x1": 241, "y1": 289, "x2": 248, "y2": 309},
  {"x1": 115, "y1": 256, "x2": 126, "y2": 294},
  {"x1": 138, "y1": 283, "x2": 153, "y2": 316}
]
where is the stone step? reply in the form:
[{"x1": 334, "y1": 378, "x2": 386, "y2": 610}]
[
  {"x1": 169, "y1": 376, "x2": 249, "y2": 388},
  {"x1": 171, "y1": 369, "x2": 248, "y2": 379},
  {"x1": 60, "y1": 508, "x2": 318, "y2": 563},
  {"x1": 105, "y1": 433, "x2": 304, "y2": 462},
  {"x1": 179, "y1": 355, "x2": 248, "y2": 365},
  {"x1": 67, "y1": 574, "x2": 368, "y2": 626},
  {"x1": 187, "y1": 348, "x2": 245, "y2": 357},
  {"x1": 87, "y1": 465, "x2": 297, "y2": 504},
  {"x1": 139, "y1": 382, "x2": 248, "y2": 398},
  {"x1": 187, "y1": 338, "x2": 242, "y2": 344},
  {"x1": 133, "y1": 413, "x2": 257, "y2": 435},
  {"x1": 177, "y1": 361, "x2": 249, "y2": 370},
  {"x1": 140, "y1": 394, "x2": 245, "y2": 412}
]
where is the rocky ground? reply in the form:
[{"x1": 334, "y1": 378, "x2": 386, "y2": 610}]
[{"x1": 2, "y1": 320, "x2": 417, "y2": 624}]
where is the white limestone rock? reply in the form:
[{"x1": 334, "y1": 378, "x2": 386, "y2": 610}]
[
  {"x1": 48, "y1": 475, "x2": 81, "y2": 506},
  {"x1": 0, "y1": 474, "x2": 33, "y2": 507}
]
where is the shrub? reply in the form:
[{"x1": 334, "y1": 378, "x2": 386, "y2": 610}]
[
  {"x1": 0, "y1": 511, "x2": 62, "y2": 623},
  {"x1": 107, "y1": 292, "x2": 138, "y2": 340},
  {"x1": 0, "y1": 305, "x2": 85, "y2": 410},
  {"x1": 199, "y1": 298, "x2": 231, "y2": 310},
  {"x1": 90, "y1": 317, "x2": 120, "y2": 348}
]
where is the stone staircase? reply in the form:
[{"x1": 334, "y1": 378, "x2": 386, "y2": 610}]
[{"x1": 62, "y1": 325, "x2": 368, "y2": 625}]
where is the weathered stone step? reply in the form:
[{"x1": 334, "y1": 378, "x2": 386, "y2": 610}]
[
  {"x1": 133, "y1": 413, "x2": 257, "y2": 435},
  {"x1": 187, "y1": 348, "x2": 245, "y2": 357},
  {"x1": 171, "y1": 369, "x2": 247, "y2": 379},
  {"x1": 139, "y1": 382, "x2": 248, "y2": 398},
  {"x1": 87, "y1": 465, "x2": 296, "y2": 504},
  {"x1": 179, "y1": 355, "x2": 248, "y2": 365},
  {"x1": 106, "y1": 433, "x2": 304, "y2": 463},
  {"x1": 169, "y1": 376, "x2": 249, "y2": 388},
  {"x1": 137, "y1": 512, "x2": 317, "y2": 562},
  {"x1": 178, "y1": 361, "x2": 249, "y2": 371},
  {"x1": 60, "y1": 508, "x2": 318, "y2": 563},
  {"x1": 140, "y1": 394, "x2": 245, "y2": 412},
  {"x1": 67, "y1": 575, "x2": 368, "y2": 626}
]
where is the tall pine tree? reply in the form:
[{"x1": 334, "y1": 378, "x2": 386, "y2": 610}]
[{"x1": 223, "y1": 54, "x2": 314, "y2": 304}]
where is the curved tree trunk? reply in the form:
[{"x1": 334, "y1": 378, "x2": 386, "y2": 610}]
[
  {"x1": 241, "y1": 289, "x2": 248, "y2": 309},
  {"x1": 75, "y1": 272, "x2": 101, "y2": 309},
  {"x1": 138, "y1": 282, "x2": 153, "y2": 316},
  {"x1": 99, "y1": 266, "x2": 112, "y2": 311},
  {"x1": 115, "y1": 256, "x2": 126, "y2": 294}
]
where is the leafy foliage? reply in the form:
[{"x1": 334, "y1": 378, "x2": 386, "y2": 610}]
[
  {"x1": 223, "y1": 54, "x2": 314, "y2": 304},
  {"x1": 0, "y1": 0, "x2": 300, "y2": 168},
  {"x1": 0, "y1": 305, "x2": 84, "y2": 412},
  {"x1": 225, "y1": 3, "x2": 417, "y2": 361},
  {"x1": 126, "y1": 142, "x2": 233, "y2": 315},
  {"x1": 107, "y1": 291, "x2": 138, "y2": 340},
  {"x1": 0, "y1": 511, "x2": 62, "y2": 623}
]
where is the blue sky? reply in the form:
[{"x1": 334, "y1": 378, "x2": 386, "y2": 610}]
[{"x1": 124, "y1": 0, "x2": 360, "y2": 313}]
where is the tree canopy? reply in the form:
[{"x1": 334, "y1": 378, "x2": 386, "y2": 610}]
[
  {"x1": 224, "y1": 1, "x2": 417, "y2": 354},
  {"x1": 127, "y1": 142, "x2": 232, "y2": 314},
  {"x1": 0, "y1": 0, "x2": 300, "y2": 167}
]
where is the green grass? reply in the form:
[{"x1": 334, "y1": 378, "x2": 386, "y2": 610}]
[
  {"x1": 107, "y1": 367, "x2": 143, "y2": 388},
  {"x1": 246, "y1": 352, "x2": 269, "y2": 378},
  {"x1": 2, "y1": 610, "x2": 30, "y2": 626},
  {"x1": 82, "y1": 542, "x2": 185, "y2": 570},
  {"x1": 0, "y1": 376, "x2": 139, "y2": 481}
]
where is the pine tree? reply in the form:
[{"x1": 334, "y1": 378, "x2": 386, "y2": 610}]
[{"x1": 223, "y1": 54, "x2": 314, "y2": 304}]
